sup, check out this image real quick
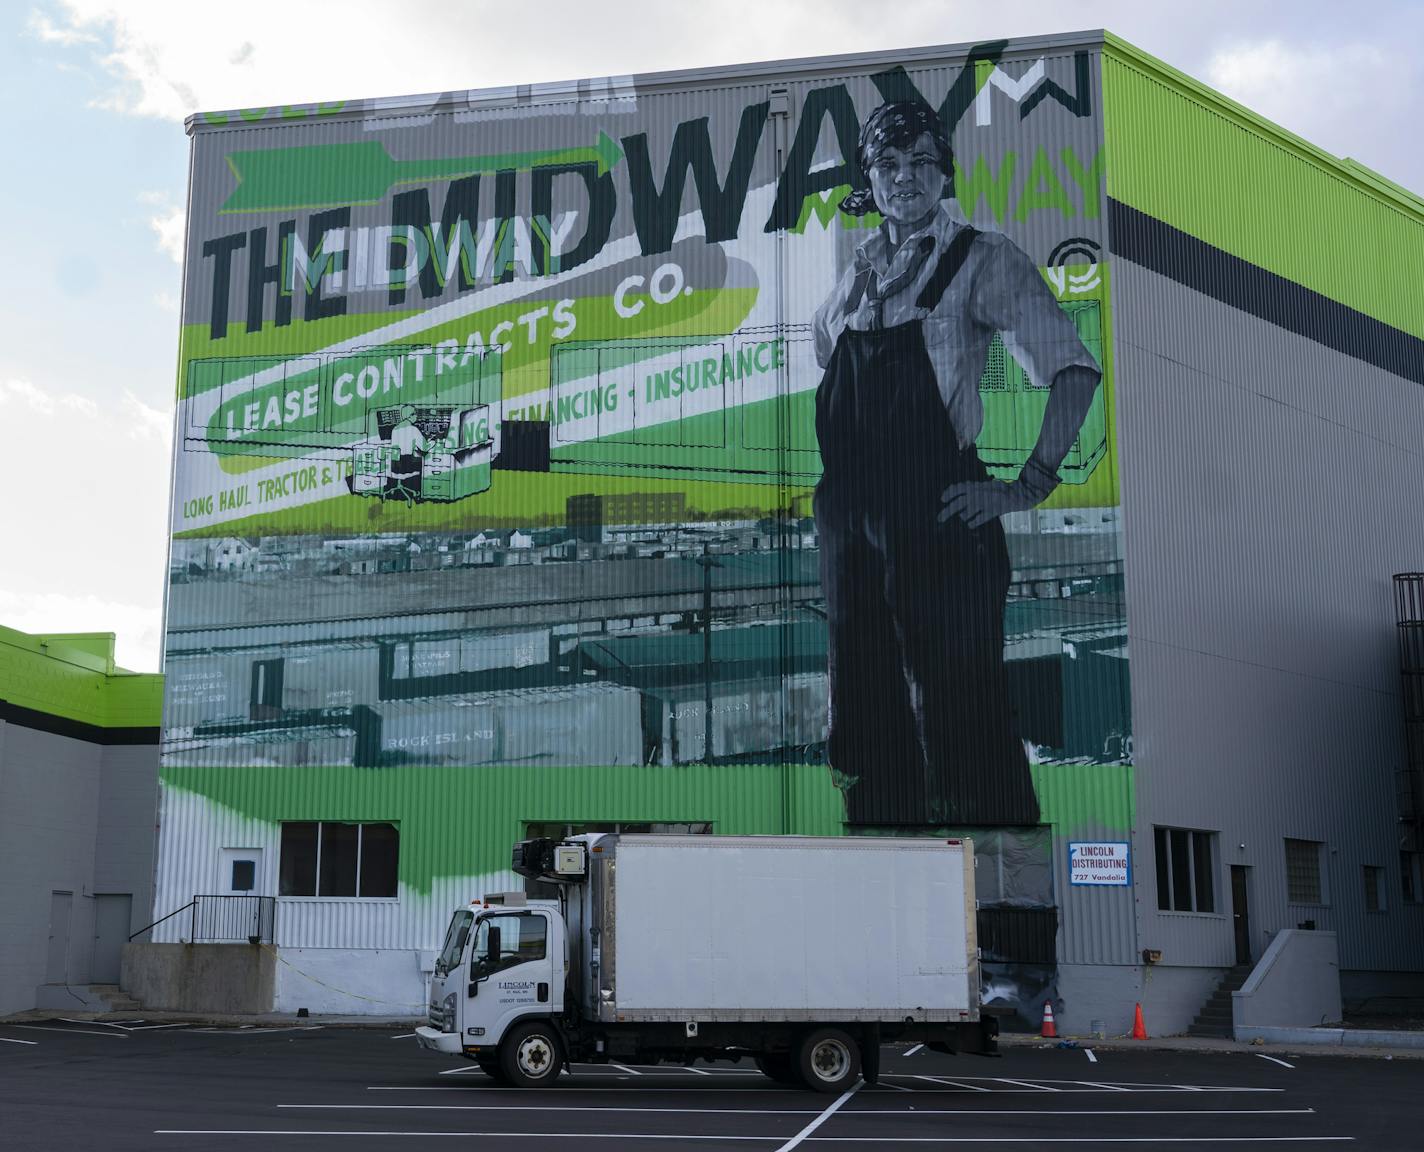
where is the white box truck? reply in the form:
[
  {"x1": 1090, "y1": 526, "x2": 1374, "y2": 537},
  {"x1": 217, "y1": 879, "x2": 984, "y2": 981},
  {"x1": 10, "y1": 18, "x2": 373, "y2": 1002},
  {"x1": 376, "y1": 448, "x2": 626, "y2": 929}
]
[{"x1": 415, "y1": 834, "x2": 995, "y2": 1091}]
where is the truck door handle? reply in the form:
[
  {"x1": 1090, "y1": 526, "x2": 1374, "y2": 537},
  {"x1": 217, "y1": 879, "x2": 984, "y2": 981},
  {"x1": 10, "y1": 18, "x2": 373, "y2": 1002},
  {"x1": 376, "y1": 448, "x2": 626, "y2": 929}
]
[{"x1": 537, "y1": 982, "x2": 549, "y2": 1003}]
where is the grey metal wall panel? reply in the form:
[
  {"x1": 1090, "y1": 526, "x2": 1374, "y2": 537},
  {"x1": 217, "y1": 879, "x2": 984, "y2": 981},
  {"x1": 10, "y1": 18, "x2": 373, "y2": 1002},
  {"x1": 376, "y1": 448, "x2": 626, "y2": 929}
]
[{"x1": 1113, "y1": 257, "x2": 1424, "y2": 972}]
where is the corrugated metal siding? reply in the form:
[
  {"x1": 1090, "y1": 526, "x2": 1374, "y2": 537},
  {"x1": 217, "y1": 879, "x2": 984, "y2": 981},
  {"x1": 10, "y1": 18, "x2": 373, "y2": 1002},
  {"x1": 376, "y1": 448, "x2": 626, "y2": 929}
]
[
  {"x1": 1106, "y1": 50, "x2": 1424, "y2": 973},
  {"x1": 160, "y1": 38, "x2": 1137, "y2": 964}
]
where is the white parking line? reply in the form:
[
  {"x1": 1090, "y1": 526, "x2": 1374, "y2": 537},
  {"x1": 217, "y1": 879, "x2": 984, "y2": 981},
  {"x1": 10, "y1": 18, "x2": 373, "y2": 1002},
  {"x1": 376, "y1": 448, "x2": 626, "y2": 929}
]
[
  {"x1": 904, "y1": 1044, "x2": 924, "y2": 1057},
  {"x1": 156, "y1": 1132, "x2": 1351, "y2": 1145},
  {"x1": 913, "y1": 1076, "x2": 991, "y2": 1091},
  {"x1": 610, "y1": 1063, "x2": 643, "y2": 1076},
  {"x1": 1079, "y1": 1083, "x2": 1129, "y2": 1092},
  {"x1": 993, "y1": 1078, "x2": 1061, "y2": 1091},
  {"x1": 367, "y1": 1082, "x2": 1286, "y2": 1096},
  {"x1": 283, "y1": 1104, "x2": 822, "y2": 1115},
  {"x1": 776, "y1": 1085, "x2": 860, "y2": 1151},
  {"x1": 1255, "y1": 1055, "x2": 1295, "y2": 1069},
  {"x1": 8, "y1": 1025, "x2": 127, "y2": 1038},
  {"x1": 1085, "y1": 1049, "x2": 1098, "y2": 1063},
  {"x1": 286, "y1": 1104, "x2": 1316, "y2": 1118},
  {"x1": 839, "y1": 1110, "x2": 1317, "y2": 1118},
  {"x1": 390, "y1": 1033, "x2": 417, "y2": 1039},
  {"x1": 157, "y1": 1132, "x2": 781, "y2": 1141},
  {"x1": 1, "y1": 1036, "x2": 39, "y2": 1045},
  {"x1": 437, "y1": 1065, "x2": 484, "y2": 1076}
]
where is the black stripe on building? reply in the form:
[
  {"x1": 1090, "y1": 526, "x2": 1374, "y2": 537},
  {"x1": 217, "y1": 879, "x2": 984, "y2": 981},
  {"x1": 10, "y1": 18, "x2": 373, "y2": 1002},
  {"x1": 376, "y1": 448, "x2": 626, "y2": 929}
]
[
  {"x1": 1108, "y1": 198, "x2": 1424, "y2": 388},
  {"x1": 0, "y1": 700, "x2": 160, "y2": 746}
]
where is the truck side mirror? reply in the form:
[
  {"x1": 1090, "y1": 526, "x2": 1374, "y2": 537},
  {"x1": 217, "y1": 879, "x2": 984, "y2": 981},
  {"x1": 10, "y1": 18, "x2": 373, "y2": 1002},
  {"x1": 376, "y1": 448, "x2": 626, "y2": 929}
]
[{"x1": 487, "y1": 925, "x2": 502, "y2": 965}]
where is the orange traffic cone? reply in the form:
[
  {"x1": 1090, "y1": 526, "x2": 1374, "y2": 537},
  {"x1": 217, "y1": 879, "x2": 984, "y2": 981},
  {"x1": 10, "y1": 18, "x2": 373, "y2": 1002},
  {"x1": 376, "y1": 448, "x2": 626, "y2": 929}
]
[
  {"x1": 1040, "y1": 1000, "x2": 1058, "y2": 1039},
  {"x1": 1131, "y1": 1002, "x2": 1148, "y2": 1040}
]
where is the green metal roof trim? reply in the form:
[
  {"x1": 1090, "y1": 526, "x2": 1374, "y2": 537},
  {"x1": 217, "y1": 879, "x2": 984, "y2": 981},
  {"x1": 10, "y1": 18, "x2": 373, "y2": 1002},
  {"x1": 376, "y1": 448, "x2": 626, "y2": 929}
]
[
  {"x1": 0, "y1": 625, "x2": 163, "y2": 729},
  {"x1": 1103, "y1": 32, "x2": 1424, "y2": 341}
]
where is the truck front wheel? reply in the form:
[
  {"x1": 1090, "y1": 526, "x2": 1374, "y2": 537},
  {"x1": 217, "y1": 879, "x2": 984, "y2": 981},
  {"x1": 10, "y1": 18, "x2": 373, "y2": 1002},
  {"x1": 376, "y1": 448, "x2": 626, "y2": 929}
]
[
  {"x1": 500, "y1": 1022, "x2": 564, "y2": 1088},
  {"x1": 796, "y1": 1028, "x2": 861, "y2": 1094}
]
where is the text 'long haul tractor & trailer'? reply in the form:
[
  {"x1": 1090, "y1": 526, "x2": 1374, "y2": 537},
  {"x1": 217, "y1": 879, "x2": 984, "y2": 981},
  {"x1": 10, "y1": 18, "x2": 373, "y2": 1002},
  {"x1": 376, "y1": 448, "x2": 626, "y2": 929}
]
[{"x1": 416, "y1": 834, "x2": 996, "y2": 1091}]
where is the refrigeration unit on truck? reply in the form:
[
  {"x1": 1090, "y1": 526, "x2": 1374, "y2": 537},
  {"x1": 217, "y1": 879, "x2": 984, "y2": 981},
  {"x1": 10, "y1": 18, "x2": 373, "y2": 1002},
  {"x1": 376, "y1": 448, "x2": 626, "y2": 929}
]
[{"x1": 415, "y1": 834, "x2": 994, "y2": 1091}]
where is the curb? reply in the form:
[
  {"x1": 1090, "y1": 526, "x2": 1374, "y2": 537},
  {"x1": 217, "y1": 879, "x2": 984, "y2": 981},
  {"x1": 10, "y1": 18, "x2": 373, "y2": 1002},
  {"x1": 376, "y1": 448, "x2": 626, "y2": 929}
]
[{"x1": 1235, "y1": 1026, "x2": 1424, "y2": 1050}]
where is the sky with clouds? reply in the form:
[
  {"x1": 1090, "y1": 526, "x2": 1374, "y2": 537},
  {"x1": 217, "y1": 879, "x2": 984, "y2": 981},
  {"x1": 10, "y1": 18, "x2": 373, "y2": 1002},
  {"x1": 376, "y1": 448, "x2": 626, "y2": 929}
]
[{"x1": 3, "y1": 0, "x2": 1422, "y2": 672}]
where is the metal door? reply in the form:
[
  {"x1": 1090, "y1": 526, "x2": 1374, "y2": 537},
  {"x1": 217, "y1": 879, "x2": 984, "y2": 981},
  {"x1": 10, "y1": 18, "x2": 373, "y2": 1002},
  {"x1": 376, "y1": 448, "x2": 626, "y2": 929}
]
[
  {"x1": 92, "y1": 894, "x2": 133, "y2": 983},
  {"x1": 221, "y1": 848, "x2": 263, "y2": 895},
  {"x1": 46, "y1": 891, "x2": 73, "y2": 983},
  {"x1": 1231, "y1": 866, "x2": 1252, "y2": 966}
]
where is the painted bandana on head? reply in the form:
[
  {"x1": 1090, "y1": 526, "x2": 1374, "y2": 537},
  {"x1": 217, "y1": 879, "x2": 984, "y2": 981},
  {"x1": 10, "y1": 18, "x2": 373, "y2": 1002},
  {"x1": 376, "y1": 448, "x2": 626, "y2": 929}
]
[{"x1": 839, "y1": 100, "x2": 954, "y2": 217}]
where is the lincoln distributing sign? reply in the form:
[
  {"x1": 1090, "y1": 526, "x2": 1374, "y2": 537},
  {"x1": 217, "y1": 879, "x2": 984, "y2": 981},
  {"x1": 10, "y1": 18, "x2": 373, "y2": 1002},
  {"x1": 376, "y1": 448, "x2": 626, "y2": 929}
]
[{"x1": 1068, "y1": 842, "x2": 1130, "y2": 886}]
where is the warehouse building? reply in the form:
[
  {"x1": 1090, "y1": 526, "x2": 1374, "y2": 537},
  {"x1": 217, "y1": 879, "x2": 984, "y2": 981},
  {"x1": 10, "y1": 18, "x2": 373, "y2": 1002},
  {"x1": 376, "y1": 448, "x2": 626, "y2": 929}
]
[
  {"x1": 142, "y1": 30, "x2": 1423, "y2": 1033},
  {"x1": 0, "y1": 627, "x2": 162, "y2": 1015}
]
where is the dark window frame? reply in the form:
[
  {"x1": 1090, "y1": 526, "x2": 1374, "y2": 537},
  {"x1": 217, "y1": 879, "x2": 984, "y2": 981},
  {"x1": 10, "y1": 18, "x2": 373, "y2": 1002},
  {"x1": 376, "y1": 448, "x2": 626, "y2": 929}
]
[
  {"x1": 279, "y1": 821, "x2": 400, "y2": 899},
  {"x1": 1284, "y1": 838, "x2": 1326, "y2": 906},
  {"x1": 1153, "y1": 826, "x2": 1217, "y2": 914}
]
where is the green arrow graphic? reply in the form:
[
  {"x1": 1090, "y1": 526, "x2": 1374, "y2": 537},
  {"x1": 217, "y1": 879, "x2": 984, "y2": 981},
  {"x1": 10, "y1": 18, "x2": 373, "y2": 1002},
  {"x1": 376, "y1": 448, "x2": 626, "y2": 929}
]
[{"x1": 220, "y1": 132, "x2": 623, "y2": 214}]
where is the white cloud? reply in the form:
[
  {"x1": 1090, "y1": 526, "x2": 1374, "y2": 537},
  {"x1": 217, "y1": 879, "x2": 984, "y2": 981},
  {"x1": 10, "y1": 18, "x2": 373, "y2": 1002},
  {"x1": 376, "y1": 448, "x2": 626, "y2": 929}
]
[
  {"x1": 148, "y1": 201, "x2": 186, "y2": 265},
  {"x1": 26, "y1": 8, "x2": 96, "y2": 45},
  {"x1": 0, "y1": 377, "x2": 171, "y2": 674},
  {"x1": 154, "y1": 289, "x2": 180, "y2": 313},
  {"x1": 0, "y1": 589, "x2": 164, "y2": 672},
  {"x1": 123, "y1": 388, "x2": 173, "y2": 439}
]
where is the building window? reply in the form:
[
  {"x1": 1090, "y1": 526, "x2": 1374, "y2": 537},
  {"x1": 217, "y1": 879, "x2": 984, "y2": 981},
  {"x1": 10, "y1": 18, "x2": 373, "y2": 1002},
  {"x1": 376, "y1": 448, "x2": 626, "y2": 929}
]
[
  {"x1": 1403, "y1": 852, "x2": 1423, "y2": 904},
  {"x1": 1153, "y1": 827, "x2": 1216, "y2": 913},
  {"x1": 279, "y1": 822, "x2": 399, "y2": 898},
  {"x1": 1363, "y1": 866, "x2": 1385, "y2": 913},
  {"x1": 1284, "y1": 838, "x2": 1325, "y2": 904}
]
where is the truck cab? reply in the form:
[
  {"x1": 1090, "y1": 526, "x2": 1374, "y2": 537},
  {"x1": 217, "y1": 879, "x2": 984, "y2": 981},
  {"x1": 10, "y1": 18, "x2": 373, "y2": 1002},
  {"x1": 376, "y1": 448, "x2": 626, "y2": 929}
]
[{"x1": 417, "y1": 893, "x2": 566, "y2": 1083}]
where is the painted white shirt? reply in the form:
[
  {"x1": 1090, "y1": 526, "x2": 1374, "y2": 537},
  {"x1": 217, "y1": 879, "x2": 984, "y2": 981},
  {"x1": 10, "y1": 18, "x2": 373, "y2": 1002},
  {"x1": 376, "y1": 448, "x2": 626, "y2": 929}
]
[{"x1": 813, "y1": 204, "x2": 1100, "y2": 449}]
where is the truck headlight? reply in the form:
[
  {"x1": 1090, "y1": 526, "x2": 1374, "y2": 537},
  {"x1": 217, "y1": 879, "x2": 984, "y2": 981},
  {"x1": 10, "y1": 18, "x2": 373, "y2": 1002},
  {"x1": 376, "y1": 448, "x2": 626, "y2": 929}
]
[{"x1": 441, "y1": 993, "x2": 457, "y2": 1033}]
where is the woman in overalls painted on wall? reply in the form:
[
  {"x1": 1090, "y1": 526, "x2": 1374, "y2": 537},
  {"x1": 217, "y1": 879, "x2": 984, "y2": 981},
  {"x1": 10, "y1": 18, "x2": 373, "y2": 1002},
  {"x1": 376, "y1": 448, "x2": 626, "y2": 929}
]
[{"x1": 812, "y1": 100, "x2": 1101, "y2": 827}]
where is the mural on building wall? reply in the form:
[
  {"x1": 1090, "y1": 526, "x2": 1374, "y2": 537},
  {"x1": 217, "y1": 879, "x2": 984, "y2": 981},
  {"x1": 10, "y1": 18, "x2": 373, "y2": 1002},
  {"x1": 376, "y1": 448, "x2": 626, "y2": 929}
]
[{"x1": 164, "y1": 45, "x2": 1127, "y2": 850}]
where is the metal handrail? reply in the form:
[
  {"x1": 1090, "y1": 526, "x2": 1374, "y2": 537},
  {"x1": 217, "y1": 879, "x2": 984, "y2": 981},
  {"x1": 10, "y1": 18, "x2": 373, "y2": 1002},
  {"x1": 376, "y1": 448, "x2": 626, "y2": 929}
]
[
  {"x1": 191, "y1": 895, "x2": 277, "y2": 945},
  {"x1": 128, "y1": 900, "x2": 195, "y2": 942}
]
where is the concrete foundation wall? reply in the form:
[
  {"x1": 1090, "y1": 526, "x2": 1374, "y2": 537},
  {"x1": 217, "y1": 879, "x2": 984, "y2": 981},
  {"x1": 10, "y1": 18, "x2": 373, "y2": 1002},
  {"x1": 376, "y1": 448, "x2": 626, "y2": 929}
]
[
  {"x1": 274, "y1": 948, "x2": 431, "y2": 1016},
  {"x1": 122, "y1": 943, "x2": 275, "y2": 1013},
  {"x1": 1057, "y1": 962, "x2": 1223, "y2": 1038},
  {"x1": 1233, "y1": 930, "x2": 1341, "y2": 1030},
  {"x1": 1341, "y1": 968, "x2": 1424, "y2": 1014}
]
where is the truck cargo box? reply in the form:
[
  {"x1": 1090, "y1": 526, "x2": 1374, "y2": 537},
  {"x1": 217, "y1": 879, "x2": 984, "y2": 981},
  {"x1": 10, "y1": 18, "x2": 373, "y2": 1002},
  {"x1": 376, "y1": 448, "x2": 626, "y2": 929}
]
[{"x1": 586, "y1": 835, "x2": 978, "y2": 1023}]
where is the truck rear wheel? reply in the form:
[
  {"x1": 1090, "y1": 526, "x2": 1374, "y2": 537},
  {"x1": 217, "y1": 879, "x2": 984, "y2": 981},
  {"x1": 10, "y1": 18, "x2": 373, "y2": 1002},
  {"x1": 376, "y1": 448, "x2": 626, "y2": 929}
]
[
  {"x1": 499, "y1": 1022, "x2": 564, "y2": 1088},
  {"x1": 796, "y1": 1028, "x2": 861, "y2": 1094}
]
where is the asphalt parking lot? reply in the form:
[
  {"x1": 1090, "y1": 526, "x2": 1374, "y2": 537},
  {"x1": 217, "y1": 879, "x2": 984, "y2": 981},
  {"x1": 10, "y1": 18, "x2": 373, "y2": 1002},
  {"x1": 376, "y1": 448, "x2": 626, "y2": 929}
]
[{"x1": 1, "y1": 1019, "x2": 1418, "y2": 1150}]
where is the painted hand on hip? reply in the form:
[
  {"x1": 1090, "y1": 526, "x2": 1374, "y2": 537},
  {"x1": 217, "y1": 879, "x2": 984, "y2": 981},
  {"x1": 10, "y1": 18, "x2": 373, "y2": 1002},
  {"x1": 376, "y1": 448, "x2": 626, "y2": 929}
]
[{"x1": 939, "y1": 478, "x2": 1037, "y2": 530}]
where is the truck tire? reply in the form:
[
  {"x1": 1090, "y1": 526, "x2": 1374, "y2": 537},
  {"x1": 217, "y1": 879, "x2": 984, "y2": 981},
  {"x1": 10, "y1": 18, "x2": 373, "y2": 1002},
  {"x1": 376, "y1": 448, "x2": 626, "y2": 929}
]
[
  {"x1": 796, "y1": 1028, "x2": 861, "y2": 1094},
  {"x1": 499, "y1": 1022, "x2": 564, "y2": 1088},
  {"x1": 754, "y1": 1053, "x2": 800, "y2": 1085},
  {"x1": 475, "y1": 1054, "x2": 505, "y2": 1082}
]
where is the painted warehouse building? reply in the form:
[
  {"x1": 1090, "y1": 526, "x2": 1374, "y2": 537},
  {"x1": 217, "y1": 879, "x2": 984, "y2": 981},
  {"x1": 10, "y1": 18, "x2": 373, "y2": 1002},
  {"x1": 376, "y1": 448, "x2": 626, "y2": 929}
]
[{"x1": 147, "y1": 30, "x2": 1424, "y2": 1031}]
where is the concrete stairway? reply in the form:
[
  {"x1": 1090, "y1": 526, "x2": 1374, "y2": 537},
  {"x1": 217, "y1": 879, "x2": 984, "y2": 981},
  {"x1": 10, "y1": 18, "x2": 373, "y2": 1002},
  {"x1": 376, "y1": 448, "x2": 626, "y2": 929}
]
[
  {"x1": 1187, "y1": 965, "x2": 1253, "y2": 1038},
  {"x1": 89, "y1": 984, "x2": 144, "y2": 1013}
]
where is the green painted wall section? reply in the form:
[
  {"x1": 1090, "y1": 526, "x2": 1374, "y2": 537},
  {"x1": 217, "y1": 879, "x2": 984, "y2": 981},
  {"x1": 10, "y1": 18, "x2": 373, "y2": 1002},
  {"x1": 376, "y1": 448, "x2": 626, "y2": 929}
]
[
  {"x1": 1102, "y1": 33, "x2": 1424, "y2": 341},
  {"x1": 0, "y1": 625, "x2": 163, "y2": 728},
  {"x1": 1033, "y1": 762, "x2": 1134, "y2": 835},
  {"x1": 160, "y1": 759, "x2": 1132, "y2": 893},
  {"x1": 160, "y1": 762, "x2": 847, "y2": 894}
]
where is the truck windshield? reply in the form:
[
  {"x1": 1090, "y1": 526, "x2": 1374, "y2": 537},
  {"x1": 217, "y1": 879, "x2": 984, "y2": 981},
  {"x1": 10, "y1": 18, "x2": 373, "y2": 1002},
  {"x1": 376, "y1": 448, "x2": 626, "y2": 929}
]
[{"x1": 435, "y1": 909, "x2": 474, "y2": 976}]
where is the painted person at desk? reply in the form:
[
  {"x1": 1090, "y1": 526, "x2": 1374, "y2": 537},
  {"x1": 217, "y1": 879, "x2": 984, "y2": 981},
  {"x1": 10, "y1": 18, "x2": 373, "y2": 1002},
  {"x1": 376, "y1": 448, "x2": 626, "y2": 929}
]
[{"x1": 812, "y1": 100, "x2": 1101, "y2": 826}]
